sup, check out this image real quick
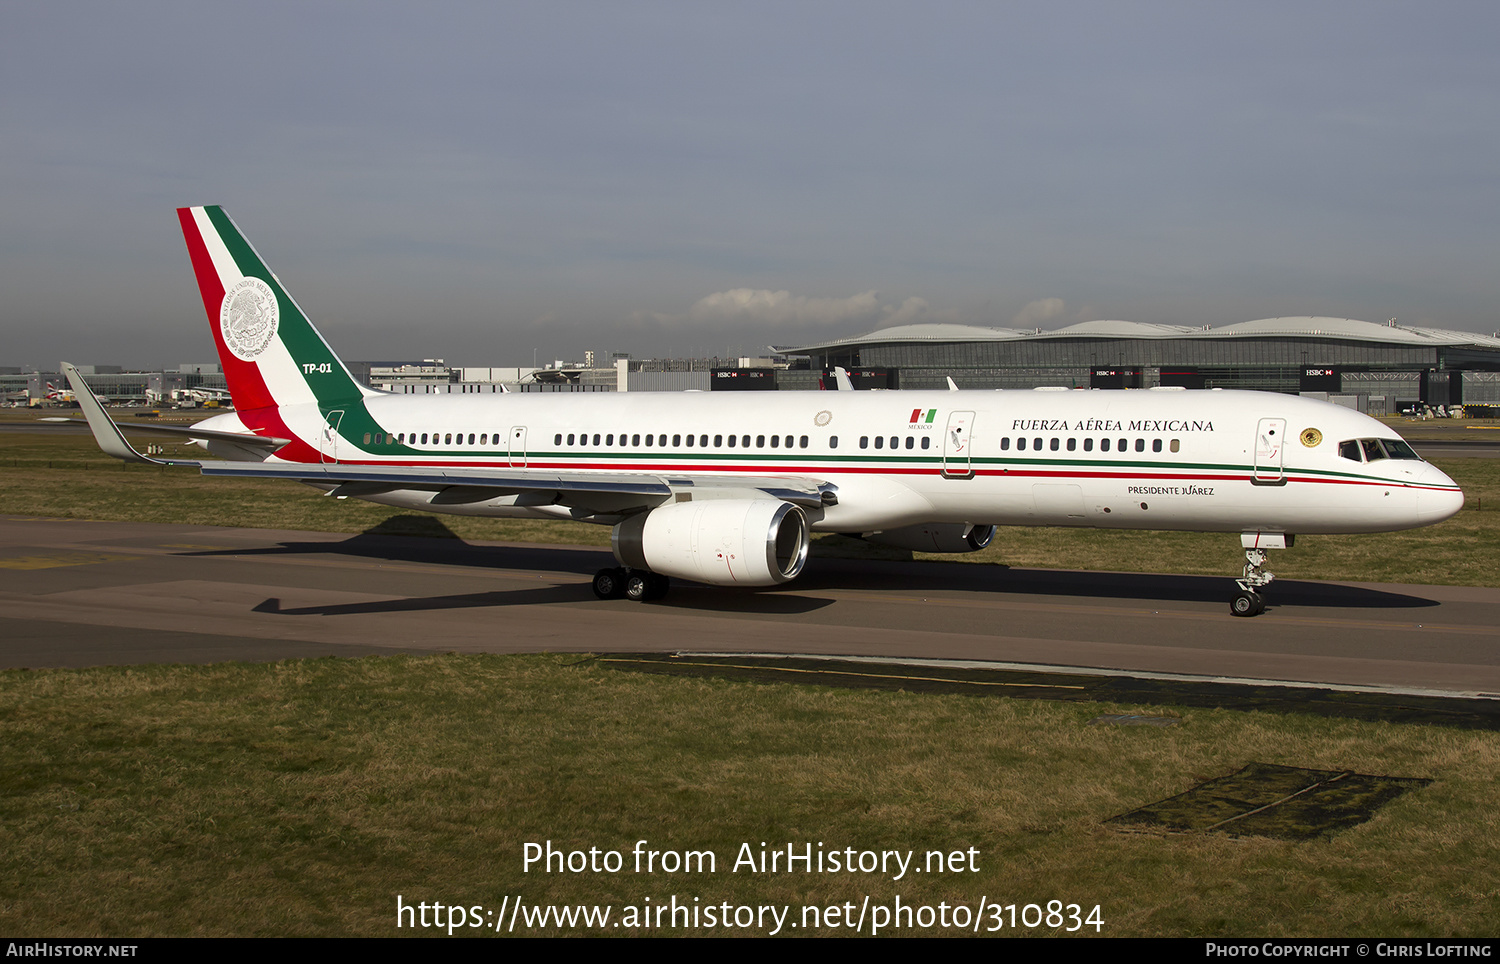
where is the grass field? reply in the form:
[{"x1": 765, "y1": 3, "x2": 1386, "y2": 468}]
[
  {"x1": 1, "y1": 423, "x2": 1496, "y2": 587},
  {"x1": 3, "y1": 654, "x2": 1498, "y2": 937}
]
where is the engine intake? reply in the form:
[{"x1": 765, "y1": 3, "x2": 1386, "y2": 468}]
[{"x1": 613, "y1": 499, "x2": 810, "y2": 586}]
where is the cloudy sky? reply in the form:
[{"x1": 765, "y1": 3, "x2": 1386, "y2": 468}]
[{"x1": 4, "y1": 2, "x2": 1499, "y2": 369}]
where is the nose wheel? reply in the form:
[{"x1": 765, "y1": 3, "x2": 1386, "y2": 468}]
[
  {"x1": 1229, "y1": 543, "x2": 1278, "y2": 617},
  {"x1": 1230, "y1": 588, "x2": 1265, "y2": 617}
]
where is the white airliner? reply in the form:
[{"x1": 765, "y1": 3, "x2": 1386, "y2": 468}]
[{"x1": 65, "y1": 206, "x2": 1464, "y2": 617}]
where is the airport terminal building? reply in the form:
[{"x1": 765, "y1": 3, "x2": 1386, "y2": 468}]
[{"x1": 773, "y1": 317, "x2": 1500, "y2": 411}]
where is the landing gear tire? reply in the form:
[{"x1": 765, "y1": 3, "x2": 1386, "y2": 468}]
[
  {"x1": 625, "y1": 571, "x2": 670, "y2": 602},
  {"x1": 1230, "y1": 590, "x2": 1264, "y2": 617},
  {"x1": 592, "y1": 567, "x2": 627, "y2": 599}
]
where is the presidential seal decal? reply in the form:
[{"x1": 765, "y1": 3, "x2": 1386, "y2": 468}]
[
  {"x1": 814, "y1": 410, "x2": 833, "y2": 427},
  {"x1": 219, "y1": 277, "x2": 279, "y2": 361},
  {"x1": 1300, "y1": 427, "x2": 1322, "y2": 448}
]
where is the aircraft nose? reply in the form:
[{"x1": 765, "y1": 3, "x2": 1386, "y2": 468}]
[{"x1": 1415, "y1": 465, "x2": 1464, "y2": 526}]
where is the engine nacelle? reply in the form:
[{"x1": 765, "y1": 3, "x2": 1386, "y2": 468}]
[
  {"x1": 860, "y1": 523, "x2": 997, "y2": 553},
  {"x1": 612, "y1": 499, "x2": 810, "y2": 587}
]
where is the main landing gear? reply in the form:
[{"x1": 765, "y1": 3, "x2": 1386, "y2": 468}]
[
  {"x1": 593, "y1": 567, "x2": 670, "y2": 602},
  {"x1": 1230, "y1": 534, "x2": 1290, "y2": 617}
]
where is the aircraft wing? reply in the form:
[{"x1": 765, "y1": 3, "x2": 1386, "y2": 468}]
[
  {"x1": 38, "y1": 416, "x2": 291, "y2": 451},
  {"x1": 59, "y1": 363, "x2": 288, "y2": 462},
  {"x1": 198, "y1": 461, "x2": 837, "y2": 516}
]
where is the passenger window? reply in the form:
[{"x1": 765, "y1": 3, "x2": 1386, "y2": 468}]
[
  {"x1": 445, "y1": 433, "x2": 452, "y2": 445},
  {"x1": 1033, "y1": 437, "x2": 1042, "y2": 450},
  {"x1": 1170, "y1": 439, "x2": 1180, "y2": 453},
  {"x1": 875, "y1": 436, "x2": 884, "y2": 449},
  {"x1": 757, "y1": 435, "x2": 766, "y2": 448},
  {"x1": 555, "y1": 434, "x2": 562, "y2": 445},
  {"x1": 1135, "y1": 438, "x2": 1145, "y2": 452},
  {"x1": 714, "y1": 435, "x2": 722, "y2": 447},
  {"x1": 891, "y1": 436, "x2": 899, "y2": 449},
  {"x1": 1083, "y1": 438, "x2": 1093, "y2": 452},
  {"x1": 906, "y1": 437, "x2": 914, "y2": 449},
  {"x1": 1001, "y1": 437, "x2": 1010, "y2": 451},
  {"x1": 829, "y1": 436, "x2": 837, "y2": 448},
  {"x1": 800, "y1": 436, "x2": 808, "y2": 448},
  {"x1": 742, "y1": 435, "x2": 750, "y2": 448},
  {"x1": 659, "y1": 435, "x2": 666, "y2": 447},
  {"x1": 770, "y1": 435, "x2": 779, "y2": 448},
  {"x1": 685, "y1": 434, "x2": 694, "y2": 447},
  {"x1": 921, "y1": 437, "x2": 930, "y2": 450},
  {"x1": 1152, "y1": 439, "x2": 1162, "y2": 453},
  {"x1": 468, "y1": 433, "x2": 475, "y2": 445},
  {"x1": 567, "y1": 434, "x2": 575, "y2": 445},
  {"x1": 672, "y1": 434, "x2": 680, "y2": 446},
  {"x1": 363, "y1": 433, "x2": 372, "y2": 445},
  {"x1": 1118, "y1": 438, "x2": 1127, "y2": 452},
  {"x1": 728, "y1": 435, "x2": 737, "y2": 448},
  {"x1": 1067, "y1": 438, "x2": 1076, "y2": 451},
  {"x1": 700, "y1": 435, "x2": 709, "y2": 447},
  {"x1": 1016, "y1": 437, "x2": 1026, "y2": 451},
  {"x1": 421, "y1": 433, "x2": 428, "y2": 444},
  {"x1": 645, "y1": 434, "x2": 653, "y2": 447},
  {"x1": 632, "y1": 434, "x2": 640, "y2": 446},
  {"x1": 1101, "y1": 438, "x2": 1110, "y2": 452},
  {"x1": 1050, "y1": 438, "x2": 1060, "y2": 451}
]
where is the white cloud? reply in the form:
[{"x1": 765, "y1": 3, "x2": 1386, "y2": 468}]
[
  {"x1": 1011, "y1": 297, "x2": 1066, "y2": 328},
  {"x1": 686, "y1": 288, "x2": 884, "y2": 328}
]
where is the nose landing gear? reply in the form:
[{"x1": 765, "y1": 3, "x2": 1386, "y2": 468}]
[{"x1": 1230, "y1": 534, "x2": 1290, "y2": 617}]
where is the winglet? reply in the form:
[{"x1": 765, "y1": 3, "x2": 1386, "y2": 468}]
[
  {"x1": 62, "y1": 363, "x2": 196, "y2": 466},
  {"x1": 833, "y1": 366, "x2": 855, "y2": 391}
]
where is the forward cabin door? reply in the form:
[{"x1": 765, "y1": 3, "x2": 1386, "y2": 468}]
[
  {"x1": 942, "y1": 411, "x2": 975, "y2": 479},
  {"x1": 508, "y1": 426, "x2": 528, "y2": 468},
  {"x1": 1253, "y1": 417, "x2": 1286, "y2": 484},
  {"x1": 320, "y1": 410, "x2": 344, "y2": 464}
]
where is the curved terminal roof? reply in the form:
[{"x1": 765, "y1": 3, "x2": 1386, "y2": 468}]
[{"x1": 776, "y1": 316, "x2": 1500, "y2": 354}]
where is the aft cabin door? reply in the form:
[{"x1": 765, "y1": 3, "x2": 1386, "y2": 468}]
[
  {"x1": 942, "y1": 411, "x2": 975, "y2": 479},
  {"x1": 320, "y1": 410, "x2": 344, "y2": 464},
  {"x1": 508, "y1": 426, "x2": 527, "y2": 468},
  {"x1": 1253, "y1": 417, "x2": 1286, "y2": 484}
]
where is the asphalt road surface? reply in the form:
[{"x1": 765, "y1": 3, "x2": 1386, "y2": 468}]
[{"x1": 3, "y1": 516, "x2": 1496, "y2": 698}]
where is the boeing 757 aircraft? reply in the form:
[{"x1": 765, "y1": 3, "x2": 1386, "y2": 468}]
[{"x1": 64, "y1": 207, "x2": 1464, "y2": 616}]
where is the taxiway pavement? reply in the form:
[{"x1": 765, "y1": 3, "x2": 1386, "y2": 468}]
[{"x1": 3, "y1": 516, "x2": 1496, "y2": 696}]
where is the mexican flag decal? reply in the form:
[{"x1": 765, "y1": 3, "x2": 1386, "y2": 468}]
[{"x1": 910, "y1": 408, "x2": 937, "y2": 425}]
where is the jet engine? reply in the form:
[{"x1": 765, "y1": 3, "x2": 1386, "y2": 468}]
[
  {"x1": 859, "y1": 523, "x2": 997, "y2": 553},
  {"x1": 612, "y1": 499, "x2": 810, "y2": 586}
]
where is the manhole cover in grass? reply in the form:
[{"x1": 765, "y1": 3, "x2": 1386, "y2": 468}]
[{"x1": 1107, "y1": 762, "x2": 1431, "y2": 840}]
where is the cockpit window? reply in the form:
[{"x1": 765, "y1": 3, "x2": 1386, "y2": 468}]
[
  {"x1": 1339, "y1": 437, "x2": 1422, "y2": 463},
  {"x1": 1381, "y1": 439, "x2": 1422, "y2": 460}
]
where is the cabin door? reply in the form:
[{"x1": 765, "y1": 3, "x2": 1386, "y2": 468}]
[
  {"x1": 320, "y1": 410, "x2": 344, "y2": 464},
  {"x1": 1253, "y1": 417, "x2": 1286, "y2": 484},
  {"x1": 508, "y1": 426, "x2": 528, "y2": 468},
  {"x1": 942, "y1": 411, "x2": 975, "y2": 479}
]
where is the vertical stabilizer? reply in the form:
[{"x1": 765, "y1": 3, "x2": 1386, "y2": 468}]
[{"x1": 177, "y1": 206, "x2": 371, "y2": 413}]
